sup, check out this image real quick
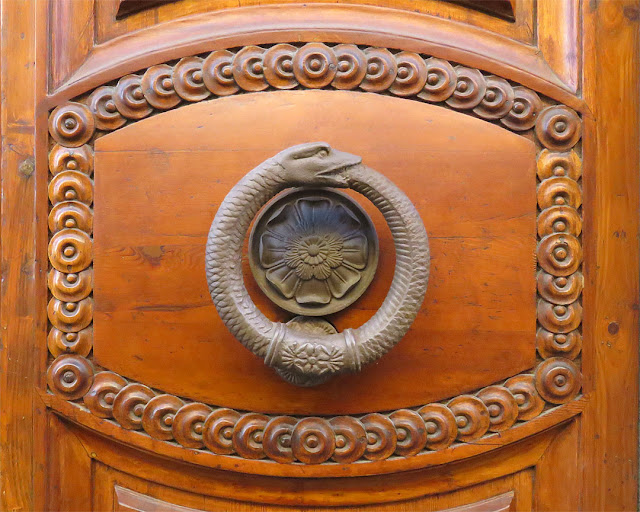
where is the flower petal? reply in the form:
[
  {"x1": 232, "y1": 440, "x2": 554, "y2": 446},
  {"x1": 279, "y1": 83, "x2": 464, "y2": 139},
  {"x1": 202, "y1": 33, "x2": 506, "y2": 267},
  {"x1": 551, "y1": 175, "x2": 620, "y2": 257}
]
[
  {"x1": 260, "y1": 233, "x2": 287, "y2": 268},
  {"x1": 333, "y1": 204, "x2": 362, "y2": 236},
  {"x1": 295, "y1": 262, "x2": 315, "y2": 280},
  {"x1": 326, "y1": 265, "x2": 361, "y2": 298},
  {"x1": 342, "y1": 234, "x2": 368, "y2": 269},
  {"x1": 265, "y1": 263, "x2": 300, "y2": 299},
  {"x1": 265, "y1": 203, "x2": 298, "y2": 240},
  {"x1": 325, "y1": 251, "x2": 344, "y2": 269},
  {"x1": 295, "y1": 198, "x2": 332, "y2": 227},
  {"x1": 312, "y1": 262, "x2": 332, "y2": 280},
  {"x1": 284, "y1": 239, "x2": 305, "y2": 269},
  {"x1": 295, "y1": 279, "x2": 332, "y2": 304},
  {"x1": 316, "y1": 199, "x2": 337, "y2": 224}
]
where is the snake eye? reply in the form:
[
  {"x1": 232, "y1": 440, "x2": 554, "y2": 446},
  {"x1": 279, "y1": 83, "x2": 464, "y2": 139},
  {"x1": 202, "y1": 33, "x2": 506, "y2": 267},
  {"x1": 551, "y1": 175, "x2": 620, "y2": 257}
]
[{"x1": 317, "y1": 149, "x2": 329, "y2": 158}]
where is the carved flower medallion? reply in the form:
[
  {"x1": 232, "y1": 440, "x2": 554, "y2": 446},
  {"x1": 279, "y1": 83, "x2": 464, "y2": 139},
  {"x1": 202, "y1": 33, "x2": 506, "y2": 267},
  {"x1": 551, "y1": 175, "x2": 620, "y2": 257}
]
[
  {"x1": 281, "y1": 342, "x2": 343, "y2": 376},
  {"x1": 284, "y1": 231, "x2": 345, "y2": 282},
  {"x1": 249, "y1": 189, "x2": 378, "y2": 316}
]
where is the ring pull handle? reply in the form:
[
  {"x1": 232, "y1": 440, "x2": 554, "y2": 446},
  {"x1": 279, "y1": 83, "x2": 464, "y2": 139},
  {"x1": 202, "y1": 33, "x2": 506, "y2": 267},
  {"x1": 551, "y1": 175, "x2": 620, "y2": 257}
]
[{"x1": 206, "y1": 142, "x2": 430, "y2": 386}]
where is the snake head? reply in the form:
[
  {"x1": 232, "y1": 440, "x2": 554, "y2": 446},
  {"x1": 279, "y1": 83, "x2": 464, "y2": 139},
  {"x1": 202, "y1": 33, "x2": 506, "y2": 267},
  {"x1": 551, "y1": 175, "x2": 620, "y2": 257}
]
[{"x1": 274, "y1": 142, "x2": 361, "y2": 188}]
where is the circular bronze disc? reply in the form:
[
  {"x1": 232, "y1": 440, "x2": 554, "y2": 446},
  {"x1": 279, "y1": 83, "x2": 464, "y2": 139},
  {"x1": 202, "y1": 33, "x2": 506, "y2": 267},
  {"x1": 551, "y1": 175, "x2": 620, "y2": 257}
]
[{"x1": 249, "y1": 188, "x2": 378, "y2": 316}]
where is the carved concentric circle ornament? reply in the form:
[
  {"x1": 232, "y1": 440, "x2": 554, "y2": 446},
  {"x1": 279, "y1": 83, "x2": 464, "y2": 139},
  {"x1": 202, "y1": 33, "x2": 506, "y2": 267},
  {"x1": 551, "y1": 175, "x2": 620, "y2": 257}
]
[
  {"x1": 48, "y1": 102, "x2": 95, "y2": 147},
  {"x1": 249, "y1": 188, "x2": 378, "y2": 316}
]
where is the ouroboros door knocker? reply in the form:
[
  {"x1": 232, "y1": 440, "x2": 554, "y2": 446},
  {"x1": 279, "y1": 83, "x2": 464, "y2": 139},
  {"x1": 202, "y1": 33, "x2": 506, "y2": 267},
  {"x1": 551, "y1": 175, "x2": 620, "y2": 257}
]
[{"x1": 205, "y1": 142, "x2": 430, "y2": 386}]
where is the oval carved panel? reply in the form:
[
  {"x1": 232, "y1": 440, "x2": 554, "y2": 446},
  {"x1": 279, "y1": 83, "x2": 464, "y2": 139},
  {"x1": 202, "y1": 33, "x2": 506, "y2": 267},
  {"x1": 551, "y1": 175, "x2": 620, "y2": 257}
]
[{"x1": 91, "y1": 89, "x2": 539, "y2": 413}]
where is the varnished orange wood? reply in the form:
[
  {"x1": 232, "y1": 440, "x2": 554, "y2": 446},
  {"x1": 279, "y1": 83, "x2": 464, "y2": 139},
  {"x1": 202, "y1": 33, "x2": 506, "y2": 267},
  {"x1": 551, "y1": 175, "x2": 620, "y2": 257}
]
[
  {"x1": 581, "y1": 0, "x2": 640, "y2": 509},
  {"x1": 50, "y1": 0, "x2": 94, "y2": 89},
  {"x1": 533, "y1": 418, "x2": 580, "y2": 511},
  {"x1": 46, "y1": 413, "x2": 93, "y2": 512},
  {"x1": 536, "y1": 0, "x2": 579, "y2": 91},
  {"x1": 93, "y1": 91, "x2": 536, "y2": 414},
  {"x1": 0, "y1": 0, "x2": 49, "y2": 510}
]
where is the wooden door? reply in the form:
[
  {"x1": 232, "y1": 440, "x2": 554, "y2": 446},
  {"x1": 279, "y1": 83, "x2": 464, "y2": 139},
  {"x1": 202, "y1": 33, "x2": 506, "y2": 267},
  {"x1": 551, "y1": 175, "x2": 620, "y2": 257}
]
[{"x1": 1, "y1": 0, "x2": 638, "y2": 510}]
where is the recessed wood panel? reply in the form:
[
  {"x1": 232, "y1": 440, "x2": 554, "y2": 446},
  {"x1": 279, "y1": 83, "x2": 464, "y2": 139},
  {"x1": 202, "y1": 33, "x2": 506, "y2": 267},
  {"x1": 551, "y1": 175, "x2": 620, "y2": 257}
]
[
  {"x1": 95, "y1": 0, "x2": 532, "y2": 47},
  {"x1": 112, "y1": 484, "x2": 521, "y2": 511},
  {"x1": 93, "y1": 90, "x2": 536, "y2": 414},
  {"x1": 114, "y1": 0, "x2": 516, "y2": 22}
]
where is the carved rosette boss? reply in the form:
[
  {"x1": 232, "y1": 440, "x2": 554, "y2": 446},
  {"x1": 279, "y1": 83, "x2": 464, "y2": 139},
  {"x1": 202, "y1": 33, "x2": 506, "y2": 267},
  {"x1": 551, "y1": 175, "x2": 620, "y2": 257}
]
[{"x1": 249, "y1": 188, "x2": 378, "y2": 316}]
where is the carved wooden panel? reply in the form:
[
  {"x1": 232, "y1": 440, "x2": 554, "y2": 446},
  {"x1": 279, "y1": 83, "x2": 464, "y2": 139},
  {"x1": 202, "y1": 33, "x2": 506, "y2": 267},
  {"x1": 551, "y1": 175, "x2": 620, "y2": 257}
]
[
  {"x1": 114, "y1": 486, "x2": 516, "y2": 512},
  {"x1": 96, "y1": 0, "x2": 530, "y2": 48},
  {"x1": 2, "y1": 0, "x2": 638, "y2": 508},
  {"x1": 115, "y1": 0, "x2": 517, "y2": 22},
  {"x1": 45, "y1": 43, "x2": 583, "y2": 470},
  {"x1": 46, "y1": 409, "x2": 579, "y2": 509},
  {"x1": 92, "y1": 91, "x2": 536, "y2": 411}
]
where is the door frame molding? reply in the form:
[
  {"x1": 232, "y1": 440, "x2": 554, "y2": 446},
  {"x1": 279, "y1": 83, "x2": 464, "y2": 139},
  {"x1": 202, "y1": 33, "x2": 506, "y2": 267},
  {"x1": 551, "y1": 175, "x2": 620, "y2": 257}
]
[{"x1": 580, "y1": 1, "x2": 640, "y2": 510}]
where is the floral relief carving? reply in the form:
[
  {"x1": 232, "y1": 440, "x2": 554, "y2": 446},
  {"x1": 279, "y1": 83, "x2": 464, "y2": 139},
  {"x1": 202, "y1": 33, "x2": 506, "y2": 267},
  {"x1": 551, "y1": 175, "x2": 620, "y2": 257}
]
[
  {"x1": 260, "y1": 197, "x2": 370, "y2": 307},
  {"x1": 45, "y1": 42, "x2": 584, "y2": 466},
  {"x1": 250, "y1": 188, "x2": 378, "y2": 317},
  {"x1": 280, "y1": 342, "x2": 344, "y2": 376},
  {"x1": 284, "y1": 231, "x2": 346, "y2": 281}
]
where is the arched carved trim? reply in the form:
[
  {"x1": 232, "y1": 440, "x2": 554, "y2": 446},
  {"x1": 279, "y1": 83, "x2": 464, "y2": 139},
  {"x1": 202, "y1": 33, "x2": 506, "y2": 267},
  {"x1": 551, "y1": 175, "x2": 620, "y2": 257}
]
[
  {"x1": 46, "y1": 42, "x2": 583, "y2": 467},
  {"x1": 48, "y1": 6, "x2": 586, "y2": 106}
]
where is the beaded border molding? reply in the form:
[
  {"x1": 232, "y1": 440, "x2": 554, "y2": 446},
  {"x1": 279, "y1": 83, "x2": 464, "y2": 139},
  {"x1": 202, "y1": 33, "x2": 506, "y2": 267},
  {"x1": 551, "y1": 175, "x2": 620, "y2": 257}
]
[{"x1": 46, "y1": 42, "x2": 583, "y2": 465}]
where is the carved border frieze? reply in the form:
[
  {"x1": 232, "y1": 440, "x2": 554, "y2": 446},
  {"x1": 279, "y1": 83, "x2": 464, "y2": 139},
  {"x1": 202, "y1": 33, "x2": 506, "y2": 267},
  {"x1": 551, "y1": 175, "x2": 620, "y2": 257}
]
[{"x1": 46, "y1": 42, "x2": 583, "y2": 465}]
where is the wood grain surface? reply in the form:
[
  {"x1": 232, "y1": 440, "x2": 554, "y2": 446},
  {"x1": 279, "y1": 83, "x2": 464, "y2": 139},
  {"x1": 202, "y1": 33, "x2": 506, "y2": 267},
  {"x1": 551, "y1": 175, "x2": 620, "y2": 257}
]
[{"x1": 580, "y1": 0, "x2": 640, "y2": 509}]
